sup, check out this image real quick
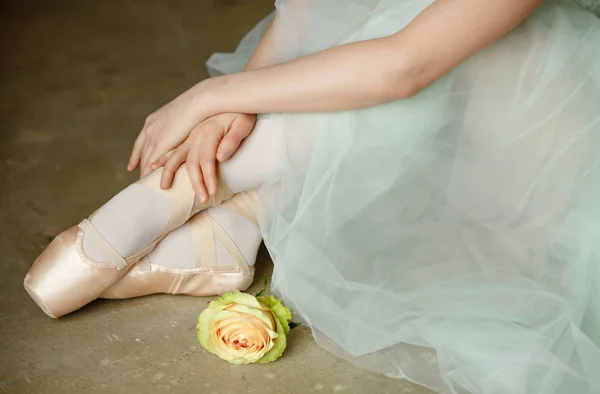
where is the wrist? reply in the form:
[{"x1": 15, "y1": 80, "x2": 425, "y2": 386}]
[{"x1": 192, "y1": 76, "x2": 229, "y2": 118}]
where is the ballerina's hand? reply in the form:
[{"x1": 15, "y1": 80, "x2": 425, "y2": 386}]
[
  {"x1": 151, "y1": 112, "x2": 256, "y2": 202},
  {"x1": 128, "y1": 83, "x2": 216, "y2": 176}
]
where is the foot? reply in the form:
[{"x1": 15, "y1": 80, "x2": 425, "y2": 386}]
[{"x1": 100, "y1": 191, "x2": 261, "y2": 298}]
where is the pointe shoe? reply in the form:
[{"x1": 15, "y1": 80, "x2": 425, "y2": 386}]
[
  {"x1": 100, "y1": 191, "x2": 258, "y2": 299},
  {"x1": 24, "y1": 166, "x2": 233, "y2": 318}
]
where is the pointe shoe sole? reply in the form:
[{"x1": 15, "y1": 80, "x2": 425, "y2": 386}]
[{"x1": 100, "y1": 261, "x2": 255, "y2": 299}]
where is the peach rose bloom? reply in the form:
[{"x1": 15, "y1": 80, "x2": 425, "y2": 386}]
[{"x1": 197, "y1": 292, "x2": 291, "y2": 364}]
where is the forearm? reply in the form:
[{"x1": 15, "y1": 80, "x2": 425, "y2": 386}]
[
  {"x1": 243, "y1": 15, "x2": 277, "y2": 71},
  {"x1": 200, "y1": 0, "x2": 542, "y2": 116},
  {"x1": 205, "y1": 37, "x2": 405, "y2": 115}
]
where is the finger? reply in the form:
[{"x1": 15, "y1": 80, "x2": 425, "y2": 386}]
[
  {"x1": 200, "y1": 132, "x2": 222, "y2": 196},
  {"x1": 187, "y1": 137, "x2": 208, "y2": 203},
  {"x1": 160, "y1": 146, "x2": 188, "y2": 189},
  {"x1": 140, "y1": 166, "x2": 151, "y2": 178},
  {"x1": 141, "y1": 155, "x2": 160, "y2": 177},
  {"x1": 140, "y1": 141, "x2": 155, "y2": 177},
  {"x1": 216, "y1": 117, "x2": 254, "y2": 162},
  {"x1": 146, "y1": 147, "x2": 168, "y2": 176},
  {"x1": 140, "y1": 139, "x2": 150, "y2": 168},
  {"x1": 128, "y1": 132, "x2": 146, "y2": 171},
  {"x1": 150, "y1": 152, "x2": 170, "y2": 171}
]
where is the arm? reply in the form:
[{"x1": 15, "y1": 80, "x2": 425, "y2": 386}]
[
  {"x1": 132, "y1": 15, "x2": 276, "y2": 175},
  {"x1": 242, "y1": 15, "x2": 277, "y2": 71},
  {"x1": 199, "y1": 0, "x2": 542, "y2": 116},
  {"x1": 209, "y1": 15, "x2": 276, "y2": 162}
]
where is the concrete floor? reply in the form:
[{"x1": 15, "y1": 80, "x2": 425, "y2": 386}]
[{"x1": 0, "y1": 1, "x2": 432, "y2": 393}]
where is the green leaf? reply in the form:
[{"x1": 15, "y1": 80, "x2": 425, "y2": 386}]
[
  {"x1": 255, "y1": 276, "x2": 269, "y2": 297},
  {"x1": 289, "y1": 322, "x2": 301, "y2": 330}
]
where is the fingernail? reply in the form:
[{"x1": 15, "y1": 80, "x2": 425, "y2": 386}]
[
  {"x1": 217, "y1": 152, "x2": 225, "y2": 161},
  {"x1": 198, "y1": 193, "x2": 206, "y2": 203}
]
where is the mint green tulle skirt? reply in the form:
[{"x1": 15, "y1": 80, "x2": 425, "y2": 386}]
[{"x1": 208, "y1": 1, "x2": 600, "y2": 392}]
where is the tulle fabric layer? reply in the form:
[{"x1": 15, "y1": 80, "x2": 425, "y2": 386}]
[{"x1": 208, "y1": 1, "x2": 600, "y2": 393}]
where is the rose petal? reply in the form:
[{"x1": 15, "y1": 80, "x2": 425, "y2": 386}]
[
  {"x1": 219, "y1": 292, "x2": 264, "y2": 309},
  {"x1": 257, "y1": 295, "x2": 293, "y2": 335},
  {"x1": 217, "y1": 317, "x2": 270, "y2": 346},
  {"x1": 225, "y1": 303, "x2": 276, "y2": 330},
  {"x1": 197, "y1": 308, "x2": 222, "y2": 354},
  {"x1": 216, "y1": 316, "x2": 273, "y2": 362},
  {"x1": 257, "y1": 306, "x2": 288, "y2": 364}
]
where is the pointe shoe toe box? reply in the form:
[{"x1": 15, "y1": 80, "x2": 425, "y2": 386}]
[{"x1": 24, "y1": 225, "x2": 125, "y2": 318}]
